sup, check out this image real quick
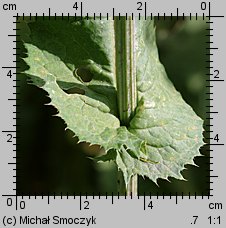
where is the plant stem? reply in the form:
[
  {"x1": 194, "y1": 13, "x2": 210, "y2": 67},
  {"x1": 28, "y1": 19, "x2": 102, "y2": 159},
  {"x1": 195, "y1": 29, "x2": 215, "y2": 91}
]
[
  {"x1": 114, "y1": 17, "x2": 138, "y2": 196},
  {"x1": 126, "y1": 175, "x2": 138, "y2": 196}
]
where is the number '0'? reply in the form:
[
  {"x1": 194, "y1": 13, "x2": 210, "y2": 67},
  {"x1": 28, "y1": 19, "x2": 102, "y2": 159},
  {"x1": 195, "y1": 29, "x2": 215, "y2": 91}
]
[{"x1": 201, "y1": 2, "x2": 207, "y2": 10}]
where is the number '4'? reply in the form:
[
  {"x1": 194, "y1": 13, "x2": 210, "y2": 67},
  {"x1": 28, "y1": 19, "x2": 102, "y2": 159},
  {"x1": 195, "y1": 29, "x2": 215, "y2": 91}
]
[
  {"x1": 73, "y1": 2, "x2": 78, "y2": 10},
  {"x1": 148, "y1": 201, "x2": 153, "y2": 209},
  {"x1": 7, "y1": 70, "x2": 12, "y2": 78},
  {"x1": 214, "y1": 134, "x2": 219, "y2": 142}
]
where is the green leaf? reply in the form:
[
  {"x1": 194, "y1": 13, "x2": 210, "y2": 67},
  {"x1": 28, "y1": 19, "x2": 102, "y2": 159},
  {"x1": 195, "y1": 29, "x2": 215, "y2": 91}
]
[{"x1": 21, "y1": 17, "x2": 204, "y2": 186}]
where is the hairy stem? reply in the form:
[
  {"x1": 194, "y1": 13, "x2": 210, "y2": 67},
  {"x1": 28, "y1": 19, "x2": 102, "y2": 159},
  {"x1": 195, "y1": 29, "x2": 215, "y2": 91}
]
[{"x1": 114, "y1": 17, "x2": 138, "y2": 196}]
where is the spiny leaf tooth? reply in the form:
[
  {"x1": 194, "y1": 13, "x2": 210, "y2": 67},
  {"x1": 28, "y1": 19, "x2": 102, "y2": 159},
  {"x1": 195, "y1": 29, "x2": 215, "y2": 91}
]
[
  {"x1": 161, "y1": 175, "x2": 171, "y2": 181},
  {"x1": 154, "y1": 180, "x2": 160, "y2": 187},
  {"x1": 182, "y1": 177, "x2": 187, "y2": 181},
  {"x1": 192, "y1": 163, "x2": 199, "y2": 168},
  {"x1": 99, "y1": 145, "x2": 104, "y2": 150},
  {"x1": 44, "y1": 102, "x2": 52, "y2": 106},
  {"x1": 198, "y1": 153, "x2": 205, "y2": 157},
  {"x1": 201, "y1": 141, "x2": 207, "y2": 146},
  {"x1": 164, "y1": 177, "x2": 171, "y2": 183},
  {"x1": 140, "y1": 174, "x2": 145, "y2": 179},
  {"x1": 77, "y1": 139, "x2": 86, "y2": 144},
  {"x1": 178, "y1": 174, "x2": 186, "y2": 181},
  {"x1": 75, "y1": 136, "x2": 81, "y2": 140},
  {"x1": 52, "y1": 114, "x2": 60, "y2": 118},
  {"x1": 27, "y1": 81, "x2": 35, "y2": 85}
]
